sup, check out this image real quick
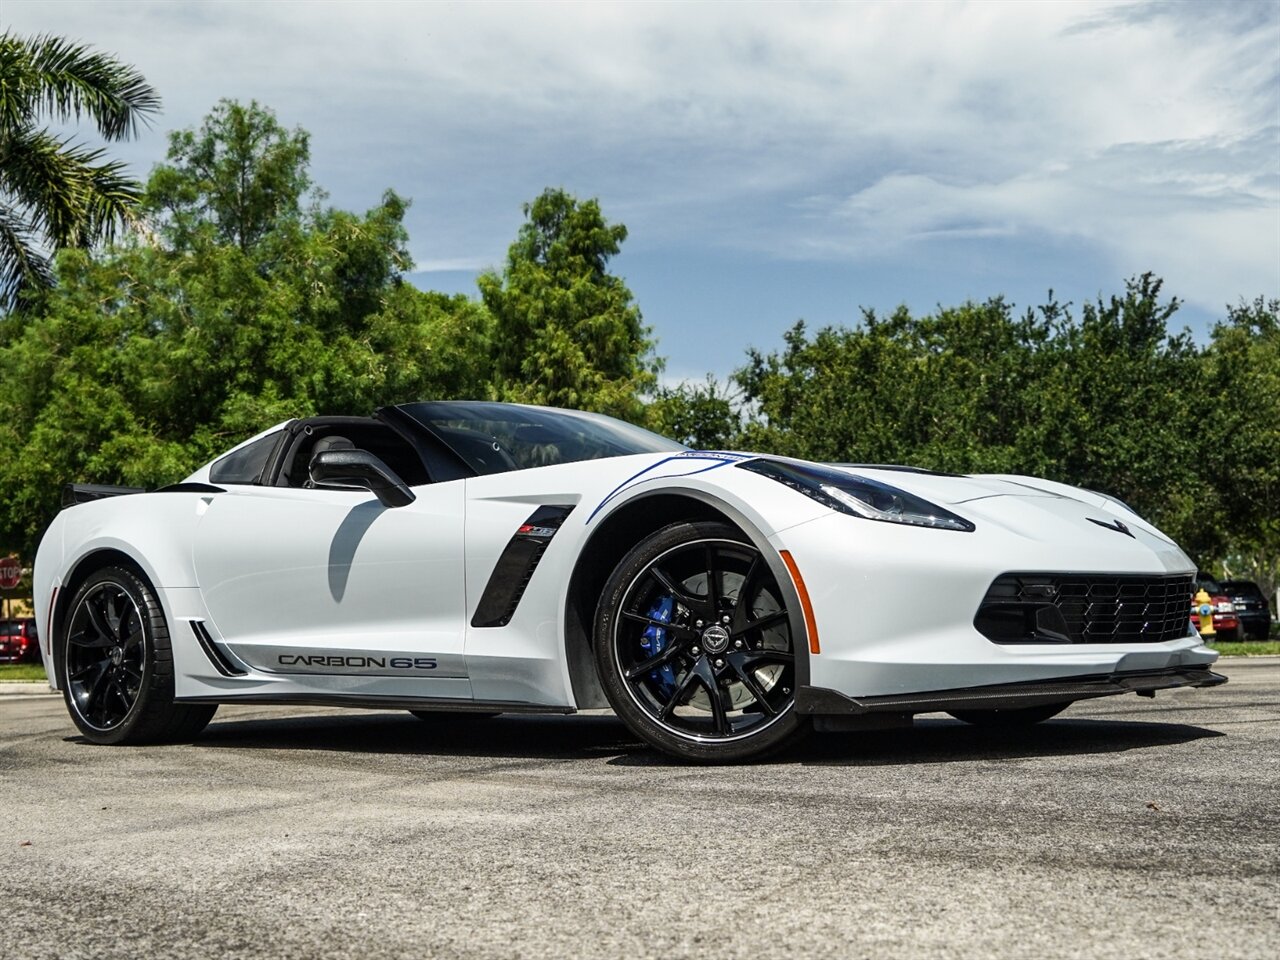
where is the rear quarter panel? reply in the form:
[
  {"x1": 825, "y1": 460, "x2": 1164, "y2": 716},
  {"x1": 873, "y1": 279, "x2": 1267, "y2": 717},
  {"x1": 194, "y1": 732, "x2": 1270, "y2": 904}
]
[{"x1": 34, "y1": 492, "x2": 216, "y2": 688}]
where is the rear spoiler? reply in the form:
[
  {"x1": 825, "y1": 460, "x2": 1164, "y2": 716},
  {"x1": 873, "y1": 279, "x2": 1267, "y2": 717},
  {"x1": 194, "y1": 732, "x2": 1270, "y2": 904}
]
[
  {"x1": 61, "y1": 482, "x2": 224, "y2": 509},
  {"x1": 62, "y1": 484, "x2": 144, "y2": 507}
]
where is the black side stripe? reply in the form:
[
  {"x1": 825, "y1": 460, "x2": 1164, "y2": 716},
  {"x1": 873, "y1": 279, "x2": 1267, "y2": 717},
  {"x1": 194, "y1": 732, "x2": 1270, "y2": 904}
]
[
  {"x1": 472, "y1": 504, "x2": 576, "y2": 628},
  {"x1": 190, "y1": 620, "x2": 247, "y2": 676}
]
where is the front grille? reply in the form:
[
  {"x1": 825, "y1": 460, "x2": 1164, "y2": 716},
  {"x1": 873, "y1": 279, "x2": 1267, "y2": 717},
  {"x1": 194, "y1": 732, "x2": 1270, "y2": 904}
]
[{"x1": 976, "y1": 573, "x2": 1194, "y2": 645}]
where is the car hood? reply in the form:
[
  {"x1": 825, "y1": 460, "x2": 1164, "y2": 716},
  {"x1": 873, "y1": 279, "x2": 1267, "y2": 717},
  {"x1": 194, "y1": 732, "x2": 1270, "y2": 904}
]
[
  {"x1": 716, "y1": 453, "x2": 1179, "y2": 550},
  {"x1": 823, "y1": 467, "x2": 1083, "y2": 506},
  {"x1": 819, "y1": 464, "x2": 1179, "y2": 550}
]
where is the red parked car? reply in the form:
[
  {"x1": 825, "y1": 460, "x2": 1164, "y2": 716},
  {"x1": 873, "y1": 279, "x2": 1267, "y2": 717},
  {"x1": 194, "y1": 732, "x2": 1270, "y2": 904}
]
[
  {"x1": 0, "y1": 618, "x2": 40, "y2": 663},
  {"x1": 1190, "y1": 576, "x2": 1240, "y2": 642}
]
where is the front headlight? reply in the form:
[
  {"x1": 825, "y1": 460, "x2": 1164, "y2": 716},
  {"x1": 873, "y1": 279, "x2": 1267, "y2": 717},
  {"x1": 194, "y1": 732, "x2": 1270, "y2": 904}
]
[{"x1": 738, "y1": 459, "x2": 975, "y2": 532}]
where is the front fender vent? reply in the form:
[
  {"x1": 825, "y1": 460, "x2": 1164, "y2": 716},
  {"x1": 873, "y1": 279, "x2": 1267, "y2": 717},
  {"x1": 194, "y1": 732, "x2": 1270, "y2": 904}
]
[{"x1": 472, "y1": 505, "x2": 575, "y2": 628}]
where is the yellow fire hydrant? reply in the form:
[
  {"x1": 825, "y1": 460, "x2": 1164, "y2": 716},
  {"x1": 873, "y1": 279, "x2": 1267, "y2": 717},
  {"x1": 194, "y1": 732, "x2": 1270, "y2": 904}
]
[{"x1": 1194, "y1": 588, "x2": 1216, "y2": 638}]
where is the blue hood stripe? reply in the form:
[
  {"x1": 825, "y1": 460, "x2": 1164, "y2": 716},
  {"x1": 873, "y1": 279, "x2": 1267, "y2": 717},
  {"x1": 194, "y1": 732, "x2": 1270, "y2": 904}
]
[{"x1": 586, "y1": 451, "x2": 752, "y2": 524}]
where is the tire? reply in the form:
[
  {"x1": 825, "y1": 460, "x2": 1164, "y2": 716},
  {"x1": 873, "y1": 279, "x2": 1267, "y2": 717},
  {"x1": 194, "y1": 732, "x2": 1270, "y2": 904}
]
[
  {"x1": 947, "y1": 702, "x2": 1069, "y2": 727},
  {"x1": 60, "y1": 565, "x2": 216, "y2": 745},
  {"x1": 594, "y1": 520, "x2": 808, "y2": 763}
]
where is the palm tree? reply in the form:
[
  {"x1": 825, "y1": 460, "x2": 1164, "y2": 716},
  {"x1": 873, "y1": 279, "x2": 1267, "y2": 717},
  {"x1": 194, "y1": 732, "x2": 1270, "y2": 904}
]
[{"x1": 0, "y1": 31, "x2": 160, "y2": 310}]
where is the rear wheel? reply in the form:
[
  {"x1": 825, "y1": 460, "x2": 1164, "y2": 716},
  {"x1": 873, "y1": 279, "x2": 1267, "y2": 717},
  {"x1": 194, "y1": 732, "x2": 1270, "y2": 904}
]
[
  {"x1": 594, "y1": 521, "x2": 808, "y2": 763},
  {"x1": 947, "y1": 703, "x2": 1068, "y2": 727},
  {"x1": 61, "y1": 566, "x2": 216, "y2": 744}
]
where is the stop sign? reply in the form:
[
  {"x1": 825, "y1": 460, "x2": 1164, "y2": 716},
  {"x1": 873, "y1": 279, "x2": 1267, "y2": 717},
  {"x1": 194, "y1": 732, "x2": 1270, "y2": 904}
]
[{"x1": 0, "y1": 555, "x2": 20, "y2": 589}]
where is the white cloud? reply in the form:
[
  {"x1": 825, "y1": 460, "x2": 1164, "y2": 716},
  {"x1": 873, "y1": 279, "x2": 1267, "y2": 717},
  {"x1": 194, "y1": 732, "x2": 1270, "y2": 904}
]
[
  {"x1": 800, "y1": 126, "x2": 1279, "y2": 311},
  {"x1": 7, "y1": 0, "x2": 1278, "y2": 313}
]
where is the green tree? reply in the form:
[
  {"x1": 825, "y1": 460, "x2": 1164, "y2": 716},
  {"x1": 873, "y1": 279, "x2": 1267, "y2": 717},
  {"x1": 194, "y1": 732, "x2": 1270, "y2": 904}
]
[
  {"x1": 646, "y1": 375, "x2": 742, "y2": 448},
  {"x1": 0, "y1": 101, "x2": 489, "y2": 555},
  {"x1": 732, "y1": 275, "x2": 1213, "y2": 554},
  {"x1": 478, "y1": 188, "x2": 659, "y2": 420},
  {"x1": 0, "y1": 110, "x2": 670, "y2": 556},
  {"x1": 735, "y1": 296, "x2": 1060, "y2": 470},
  {"x1": 1022, "y1": 275, "x2": 1210, "y2": 556},
  {"x1": 145, "y1": 98, "x2": 311, "y2": 254},
  {"x1": 0, "y1": 31, "x2": 159, "y2": 309},
  {"x1": 1205, "y1": 296, "x2": 1280, "y2": 606}
]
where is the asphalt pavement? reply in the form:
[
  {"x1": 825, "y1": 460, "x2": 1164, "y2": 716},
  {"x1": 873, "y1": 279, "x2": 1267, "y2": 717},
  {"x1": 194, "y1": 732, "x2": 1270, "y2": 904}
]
[{"x1": 2, "y1": 659, "x2": 1278, "y2": 960}]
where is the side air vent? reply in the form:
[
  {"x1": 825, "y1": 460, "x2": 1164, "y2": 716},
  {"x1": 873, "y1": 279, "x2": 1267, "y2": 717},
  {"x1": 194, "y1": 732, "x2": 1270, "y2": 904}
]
[
  {"x1": 472, "y1": 505, "x2": 576, "y2": 628},
  {"x1": 61, "y1": 483, "x2": 145, "y2": 508},
  {"x1": 190, "y1": 620, "x2": 247, "y2": 676}
]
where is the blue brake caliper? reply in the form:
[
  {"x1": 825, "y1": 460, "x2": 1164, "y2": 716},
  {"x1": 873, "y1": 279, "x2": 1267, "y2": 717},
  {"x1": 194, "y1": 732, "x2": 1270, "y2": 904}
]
[{"x1": 640, "y1": 595, "x2": 677, "y2": 698}]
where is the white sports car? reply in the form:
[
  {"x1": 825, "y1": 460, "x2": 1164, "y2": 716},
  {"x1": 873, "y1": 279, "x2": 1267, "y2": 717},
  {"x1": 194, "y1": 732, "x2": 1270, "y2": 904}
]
[{"x1": 33, "y1": 401, "x2": 1224, "y2": 761}]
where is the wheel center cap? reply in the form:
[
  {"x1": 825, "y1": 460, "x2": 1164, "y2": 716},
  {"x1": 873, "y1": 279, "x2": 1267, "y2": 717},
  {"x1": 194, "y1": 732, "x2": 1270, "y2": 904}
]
[
  {"x1": 700, "y1": 624, "x2": 730, "y2": 655},
  {"x1": 109, "y1": 646, "x2": 123, "y2": 666}
]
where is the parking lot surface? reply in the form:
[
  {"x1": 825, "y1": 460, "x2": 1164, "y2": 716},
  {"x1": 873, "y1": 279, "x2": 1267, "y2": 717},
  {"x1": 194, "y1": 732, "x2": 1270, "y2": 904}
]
[{"x1": 2, "y1": 659, "x2": 1278, "y2": 960}]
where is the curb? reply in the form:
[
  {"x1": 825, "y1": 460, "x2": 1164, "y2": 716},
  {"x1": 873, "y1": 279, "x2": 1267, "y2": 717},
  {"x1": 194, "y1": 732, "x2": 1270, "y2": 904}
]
[{"x1": 0, "y1": 681, "x2": 57, "y2": 697}]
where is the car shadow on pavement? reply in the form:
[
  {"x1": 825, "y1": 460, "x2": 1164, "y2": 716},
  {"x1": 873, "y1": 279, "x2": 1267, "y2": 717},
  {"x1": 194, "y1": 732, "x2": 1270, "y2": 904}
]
[
  {"x1": 183, "y1": 708, "x2": 1224, "y2": 766},
  {"x1": 191, "y1": 711, "x2": 646, "y2": 761},
  {"x1": 783, "y1": 716, "x2": 1226, "y2": 768}
]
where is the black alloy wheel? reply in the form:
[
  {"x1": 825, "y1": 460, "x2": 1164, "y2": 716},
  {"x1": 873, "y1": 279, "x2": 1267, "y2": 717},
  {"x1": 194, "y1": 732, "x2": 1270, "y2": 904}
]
[
  {"x1": 61, "y1": 566, "x2": 216, "y2": 745},
  {"x1": 595, "y1": 520, "x2": 808, "y2": 762},
  {"x1": 65, "y1": 579, "x2": 146, "y2": 730}
]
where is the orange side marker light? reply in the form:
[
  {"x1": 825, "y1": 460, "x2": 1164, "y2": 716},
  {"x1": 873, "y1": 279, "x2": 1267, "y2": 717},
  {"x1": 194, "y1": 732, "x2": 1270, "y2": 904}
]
[
  {"x1": 779, "y1": 550, "x2": 820, "y2": 655},
  {"x1": 45, "y1": 586, "x2": 58, "y2": 658}
]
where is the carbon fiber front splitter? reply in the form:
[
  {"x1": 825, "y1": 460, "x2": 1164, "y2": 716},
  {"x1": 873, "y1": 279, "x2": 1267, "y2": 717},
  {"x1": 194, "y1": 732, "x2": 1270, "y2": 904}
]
[{"x1": 797, "y1": 665, "x2": 1226, "y2": 727}]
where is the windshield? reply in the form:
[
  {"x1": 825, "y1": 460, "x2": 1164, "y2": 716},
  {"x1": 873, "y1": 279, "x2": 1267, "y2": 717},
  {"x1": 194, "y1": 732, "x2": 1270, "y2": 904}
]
[
  {"x1": 1220, "y1": 581, "x2": 1262, "y2": 599},
  {"x1": 399, "y1": 402, "x2": 686, "y2": 475},
  {"x1": 1195, "y1": 577, "x2": 1223, "y2": 594}
]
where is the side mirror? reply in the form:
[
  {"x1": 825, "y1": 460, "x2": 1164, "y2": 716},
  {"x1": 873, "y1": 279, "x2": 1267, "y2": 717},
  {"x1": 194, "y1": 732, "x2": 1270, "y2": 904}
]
[{"x1": 309, "y1": 449, "x2": 416, "y2": 508}]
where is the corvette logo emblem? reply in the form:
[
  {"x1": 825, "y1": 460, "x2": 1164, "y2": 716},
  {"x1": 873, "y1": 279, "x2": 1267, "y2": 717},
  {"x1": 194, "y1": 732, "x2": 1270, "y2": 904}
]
[{"x1": 1087, "y1": 517, "x2": 1134, "y2": 538}]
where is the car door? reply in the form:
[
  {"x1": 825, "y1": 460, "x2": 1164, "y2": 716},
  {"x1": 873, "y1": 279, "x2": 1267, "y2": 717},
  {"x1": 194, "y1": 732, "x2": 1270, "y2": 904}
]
[{"x1": 191, "y1": 479, "x2": 469, "y2": 699}]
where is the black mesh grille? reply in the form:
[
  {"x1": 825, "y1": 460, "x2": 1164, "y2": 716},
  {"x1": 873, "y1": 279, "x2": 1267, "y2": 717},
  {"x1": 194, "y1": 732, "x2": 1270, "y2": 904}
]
[{"x1": 976, "y1": 573, "x2": 1194, "y2": 645}]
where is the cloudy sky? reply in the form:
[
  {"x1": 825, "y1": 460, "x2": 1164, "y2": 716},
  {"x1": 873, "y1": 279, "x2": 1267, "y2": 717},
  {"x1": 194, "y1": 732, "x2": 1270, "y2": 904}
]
[{"x1": 7, "y1": 0, "x2": 1278, "y2": 380}]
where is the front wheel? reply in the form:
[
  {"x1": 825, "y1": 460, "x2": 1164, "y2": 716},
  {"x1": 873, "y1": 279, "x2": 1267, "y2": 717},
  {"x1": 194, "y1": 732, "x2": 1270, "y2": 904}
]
[
  {"x1": 947, "y1": 703, "x2": 1068, "y2": 727},
  {"x1": 61, "y1": 566, "x2": 216, "y2": 745},
  {"x1": 594, "y1": 521, "x2": 808, "y2": 763}
]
